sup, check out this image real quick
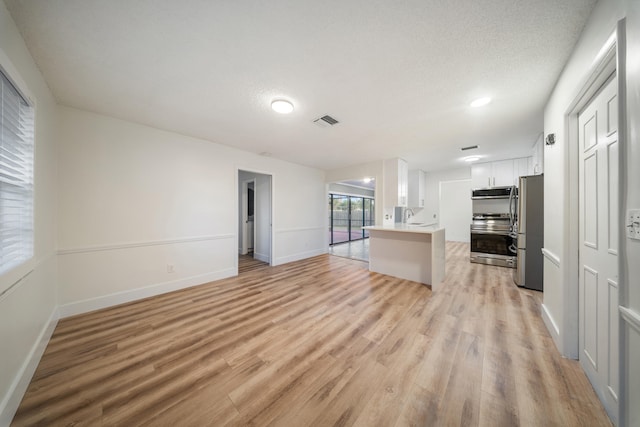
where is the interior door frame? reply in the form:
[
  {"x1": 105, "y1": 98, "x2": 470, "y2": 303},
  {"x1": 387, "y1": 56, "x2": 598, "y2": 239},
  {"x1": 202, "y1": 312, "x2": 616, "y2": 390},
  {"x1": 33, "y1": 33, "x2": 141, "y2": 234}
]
[
  {"x1": 236, "y1": 168, "x2": 274, "y2": 271},
  {"x1": 565, "y1": 30, "x2": 619, "y2": 357},
  {"x1": 564, "y1": 22, "x2": 627, "y2": 425}
]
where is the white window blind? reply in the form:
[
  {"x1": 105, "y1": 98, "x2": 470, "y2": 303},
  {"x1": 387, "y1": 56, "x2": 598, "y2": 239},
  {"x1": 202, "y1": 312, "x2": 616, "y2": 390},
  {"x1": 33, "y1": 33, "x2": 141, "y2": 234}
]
[{"x1": 0, "y1": 69, "x2": 34, "y2": 275}]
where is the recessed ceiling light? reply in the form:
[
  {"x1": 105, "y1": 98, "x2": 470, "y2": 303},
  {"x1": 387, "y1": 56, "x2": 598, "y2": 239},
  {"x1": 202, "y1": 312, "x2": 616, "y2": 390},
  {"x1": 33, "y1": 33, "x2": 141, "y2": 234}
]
[
  {"x1": 271, "y1": 99, "x2": 294, "y2": 114},
  {"x1": 464, "y1": 156, "x2": 481, "y2": 163},
  {"x1": 470, "y1": 97, "x2": 491, "y2": 108}
]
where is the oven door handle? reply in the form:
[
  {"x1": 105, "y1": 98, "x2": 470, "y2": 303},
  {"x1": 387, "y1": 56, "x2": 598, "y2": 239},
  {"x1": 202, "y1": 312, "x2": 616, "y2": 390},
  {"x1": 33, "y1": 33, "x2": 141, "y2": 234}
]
[
  {"x1": 471, "y1": 195, "x2": 510, "y2": 200},
  {"x1": 471, "y1": 230, "x2": 512, "y2": 235}
]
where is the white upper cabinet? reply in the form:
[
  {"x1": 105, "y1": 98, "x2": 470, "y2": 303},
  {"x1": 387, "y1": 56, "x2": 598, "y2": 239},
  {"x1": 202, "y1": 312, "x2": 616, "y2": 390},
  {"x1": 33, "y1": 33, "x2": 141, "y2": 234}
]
[
  {"x1": 384, "y1": 158, "x2": 408, "y2": 207},
  {"x1": 532, "y1": 135, "x2": 544, "y2": 174},
  {"x1": 491, "y1": 159, "x2": 515, "y2": 187},
  {"x1": 471, "y1": 162, "x2": 493, "y2": 189},
  {"x1": 515, "y1": 157, "x2": 533, "y2": 180},
  {"x1": 471, "y1": 157, "x2": 533, "y2": 188},
  {"x1": 408, "y1": 169, "x2": 425, "y2": 208}
]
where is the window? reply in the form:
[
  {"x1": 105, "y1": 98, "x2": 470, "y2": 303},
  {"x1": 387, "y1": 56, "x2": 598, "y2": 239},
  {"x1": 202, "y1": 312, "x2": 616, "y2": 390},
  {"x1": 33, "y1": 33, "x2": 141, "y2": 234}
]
[{"x1": 0, "y1": 68, "x2": 34, "y2": 276}]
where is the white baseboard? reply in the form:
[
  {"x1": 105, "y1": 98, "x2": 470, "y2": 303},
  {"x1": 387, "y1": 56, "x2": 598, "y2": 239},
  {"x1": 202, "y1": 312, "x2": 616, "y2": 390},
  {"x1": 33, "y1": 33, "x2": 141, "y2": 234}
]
[
  {"x1": 58, "y1": 268, "x2": 235, "y2": 318},
  {"x1": 0, "y1": 307, "x2": 59, "y2": 426},
  {"x1": 253, "y1": 252, "x2": 270, "y2": 264},
  {"x1": 274, "y1": 248, "x2": 326, "y2": 266},
  {"x1": 541, "y1": 303, "x2": 563, "y2": 353}
]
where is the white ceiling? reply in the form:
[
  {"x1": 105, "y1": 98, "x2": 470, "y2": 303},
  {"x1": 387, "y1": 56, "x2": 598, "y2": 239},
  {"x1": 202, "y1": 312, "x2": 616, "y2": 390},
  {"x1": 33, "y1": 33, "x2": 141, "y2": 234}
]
[{"x1": 4, "y1": 0, "x2": 597, "y2": 172}]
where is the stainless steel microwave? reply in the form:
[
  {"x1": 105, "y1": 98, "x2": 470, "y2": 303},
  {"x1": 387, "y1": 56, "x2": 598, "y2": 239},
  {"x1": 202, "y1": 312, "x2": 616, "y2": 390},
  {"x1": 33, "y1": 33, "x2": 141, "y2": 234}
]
[{"x1": 471, "y1": 186, "x2": 517, "y2": 200}]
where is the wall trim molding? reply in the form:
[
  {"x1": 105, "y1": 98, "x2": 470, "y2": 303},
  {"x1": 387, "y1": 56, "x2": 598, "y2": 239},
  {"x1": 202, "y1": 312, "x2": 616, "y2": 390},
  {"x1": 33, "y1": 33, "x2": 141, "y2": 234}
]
[
  {"x1": 58, "y1": 268, "x2": 235, "y2": 318},
  {"x1": 275, "y1": 226, "x2": 325, "y2": 234},
  {"x1": 253, "y1": 252, "x2": 270, "y2": 264},
  {"x1": 541, "y1": 303, "x2": 562, "y2": 349},
  {"x1": 0, "y1": 306, "x2": 59, "y2": 426},
  {"x1": 541, "y1": 248, "x2": 561, "y2": 267},
  {"x1": 620, "y1": 306, "x2": 640, "y2": 334},
  {"x1": 58, "y1": 234, "x2": 235, "y2": 256},
  {"x1": 0, "y1": 252, "x2": 56, "y2": 302},
  {"x1": 274, "y1": 248, "x2": 326, "y2": 266}
]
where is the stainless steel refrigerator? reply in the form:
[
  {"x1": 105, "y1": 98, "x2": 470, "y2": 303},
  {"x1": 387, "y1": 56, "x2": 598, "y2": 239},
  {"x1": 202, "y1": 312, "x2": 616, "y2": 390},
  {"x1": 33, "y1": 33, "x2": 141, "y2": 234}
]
[{"x1": 513, "y1": 174, "x2": 544, "y2": 291}]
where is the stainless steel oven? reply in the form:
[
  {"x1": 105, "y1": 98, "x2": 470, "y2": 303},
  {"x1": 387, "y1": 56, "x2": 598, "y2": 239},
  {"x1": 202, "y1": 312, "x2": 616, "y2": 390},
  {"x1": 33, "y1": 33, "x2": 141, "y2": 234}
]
[{"x1": 470, "y1": 213, "x2": 517, "y2": 268}]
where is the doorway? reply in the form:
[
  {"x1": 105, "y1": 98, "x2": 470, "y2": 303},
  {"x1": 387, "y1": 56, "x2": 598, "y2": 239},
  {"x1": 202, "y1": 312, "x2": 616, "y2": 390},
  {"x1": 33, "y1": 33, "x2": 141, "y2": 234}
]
[
  {"x1": 328, "y1": 194, "x2": 375, "y2": 245},
  {"x1": 238, "y1": 170, "x2": 272, "y2": 268},
  {"x1": 327, "y1": 179, "x2": 375, "y2": 262}
]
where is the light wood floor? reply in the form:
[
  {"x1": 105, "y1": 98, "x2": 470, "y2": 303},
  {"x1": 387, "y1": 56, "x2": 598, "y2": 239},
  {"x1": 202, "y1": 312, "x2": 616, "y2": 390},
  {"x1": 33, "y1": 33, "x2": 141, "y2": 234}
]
[
  {"x1": 12, "y1": 242, "x2": 611, "y2": 426},
  {"x1": 238, "y1": 254, "x2": 269, "y2": 274}
]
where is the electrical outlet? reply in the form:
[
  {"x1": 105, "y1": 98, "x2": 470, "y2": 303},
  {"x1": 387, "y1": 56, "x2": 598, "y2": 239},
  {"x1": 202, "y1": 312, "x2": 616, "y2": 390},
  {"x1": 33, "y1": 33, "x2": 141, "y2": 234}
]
[
  {"x1": 627, "y1": 209, "x2": 640, "y2": 240},
  {"x1": 167, "y1": 264, "x2": 175, "y2": 273}
]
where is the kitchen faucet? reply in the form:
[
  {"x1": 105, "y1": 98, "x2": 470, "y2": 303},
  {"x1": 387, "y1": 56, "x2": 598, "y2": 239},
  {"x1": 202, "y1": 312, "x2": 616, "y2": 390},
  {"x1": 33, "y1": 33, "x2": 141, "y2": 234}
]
[{"x1": 405, "y1": 208, "x2": 415, "y2": 222}]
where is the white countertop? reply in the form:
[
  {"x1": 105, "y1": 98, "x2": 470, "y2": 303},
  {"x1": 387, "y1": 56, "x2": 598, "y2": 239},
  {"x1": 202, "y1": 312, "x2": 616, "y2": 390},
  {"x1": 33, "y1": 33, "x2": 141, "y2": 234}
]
[{"x1": 363, "y1": 223, "x2": 443, "y2": 234}]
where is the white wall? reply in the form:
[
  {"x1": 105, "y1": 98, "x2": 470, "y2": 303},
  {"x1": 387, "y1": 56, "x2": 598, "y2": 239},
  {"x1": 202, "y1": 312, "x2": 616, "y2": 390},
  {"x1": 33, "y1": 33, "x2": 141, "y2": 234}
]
[
  {"x1": 543, "y1": 0, "x2": 640, "y2": 424},
  {"x1": 0, "y1": 3, "x2": 59, "y2": 424},
  {"x1": 418, "y1": 167, "x2": 471, "y2": 224},
  {"x1": 397, "y1": 167, "x2": 472, "y2": 241},
  {"x1": 56, "y1": 106, "x2": 326, "y2": 315}
]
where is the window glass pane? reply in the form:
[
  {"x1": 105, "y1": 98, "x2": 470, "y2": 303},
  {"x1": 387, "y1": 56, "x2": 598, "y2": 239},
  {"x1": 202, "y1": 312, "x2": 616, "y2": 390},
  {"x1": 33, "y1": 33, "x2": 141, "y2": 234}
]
[
  {"x1": 0, "y1": 69, "x2": 34, "y2": 276},
  {"x1": 331, "y1": 195, "x2": 349, "y2": 244}
]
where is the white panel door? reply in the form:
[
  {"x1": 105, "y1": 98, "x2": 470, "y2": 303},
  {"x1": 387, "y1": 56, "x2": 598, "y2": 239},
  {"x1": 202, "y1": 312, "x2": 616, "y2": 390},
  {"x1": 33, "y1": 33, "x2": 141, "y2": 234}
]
[
  {"x1": 439, "y1": 179, "x2": 472, "y2": 242},
  {"x1": 578, "y1": 73, "x2": 619, "y2": 422}
]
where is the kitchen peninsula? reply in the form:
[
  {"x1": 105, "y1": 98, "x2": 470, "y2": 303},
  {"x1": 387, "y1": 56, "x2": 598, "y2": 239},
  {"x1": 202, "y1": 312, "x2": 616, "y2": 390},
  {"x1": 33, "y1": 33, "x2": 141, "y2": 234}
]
[{"x1": 363, "y1": 224, "x2": 446, "y2": 290}]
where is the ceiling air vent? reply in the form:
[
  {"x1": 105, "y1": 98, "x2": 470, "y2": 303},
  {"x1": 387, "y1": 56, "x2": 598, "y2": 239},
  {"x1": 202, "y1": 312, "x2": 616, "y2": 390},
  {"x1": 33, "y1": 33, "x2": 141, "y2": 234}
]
[
  {"x1": 313, "y1": 115, "x2": 340, "y2": 128},
  {"x1": 461, "y1": 145, "x2": 478, "y2": 151}
]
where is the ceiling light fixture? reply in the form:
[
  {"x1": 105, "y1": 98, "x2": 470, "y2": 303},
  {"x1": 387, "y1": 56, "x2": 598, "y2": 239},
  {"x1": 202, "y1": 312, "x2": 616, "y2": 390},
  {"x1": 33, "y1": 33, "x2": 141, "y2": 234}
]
[
  {"x1": 470, "y1": 97, "x2": 491, "y2": 108},
  {"x1": 271, "y1": 99, "x2": 294, "y2": 114},
  {"x1": 464, "y1": 156, "x2": 481, "y2": 163}
]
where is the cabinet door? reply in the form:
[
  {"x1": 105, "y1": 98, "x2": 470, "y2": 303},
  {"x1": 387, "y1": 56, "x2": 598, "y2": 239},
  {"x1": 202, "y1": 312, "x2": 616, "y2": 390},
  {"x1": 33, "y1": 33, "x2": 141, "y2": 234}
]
[
  {"x1": 514, "y1": 157, "x2": 532, "y2": 184},
  {"x1": 383, "y1": 158, "x2": 399, "y2": 208},
  {"x1": 398, "y1": 159, "x2": 408, "y2": 206},
  {"x1": 408, "y1": 169, "x2": 425, "y2": 207},
  {"x1": 471, "y1": 163, "x2": 492, "y2": 188},
  {"x1": 384, "y1": 158, "x2": 408, "y2": 207},
  {"x1": 417, "y1": 170, "x2": 425, "y2": 207},
  {"x1": 492, "y1": 159, "x2": 514, "y2": 186}
]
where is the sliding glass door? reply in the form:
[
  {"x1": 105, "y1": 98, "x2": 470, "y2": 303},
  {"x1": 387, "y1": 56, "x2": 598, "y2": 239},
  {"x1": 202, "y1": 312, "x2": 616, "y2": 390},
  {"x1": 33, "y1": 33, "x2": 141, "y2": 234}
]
[
  {"x1": 329, "y1": 194, "x2": 374, "y2": 245},
  {"x1": 330, "y1": 194, "x2": 349, "y2": 244}
]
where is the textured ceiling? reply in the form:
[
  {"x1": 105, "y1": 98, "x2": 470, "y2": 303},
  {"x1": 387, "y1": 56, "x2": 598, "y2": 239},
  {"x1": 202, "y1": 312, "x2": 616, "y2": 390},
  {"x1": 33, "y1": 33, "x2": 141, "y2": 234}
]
[{"x1": 4, "y1": 0, "x2": 597, "y2": 172}]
